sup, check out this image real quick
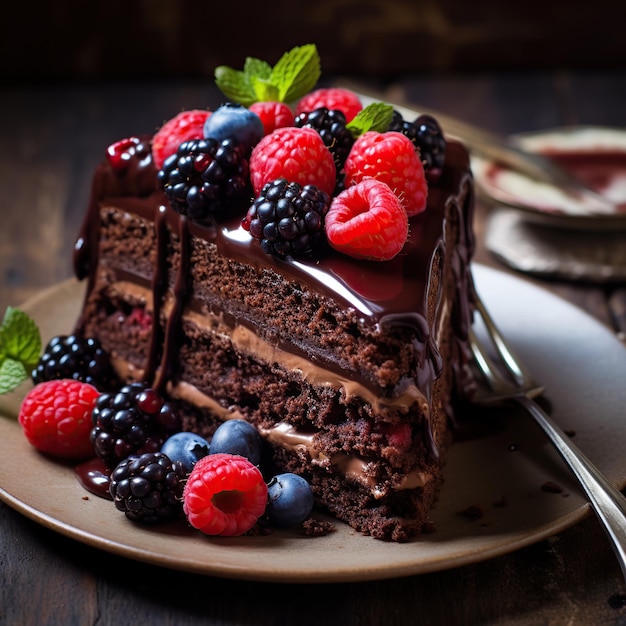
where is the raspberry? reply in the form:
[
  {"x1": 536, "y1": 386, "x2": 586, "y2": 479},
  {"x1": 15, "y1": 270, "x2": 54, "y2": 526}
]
[
  {"x1": 18, "y1": 380, "x2": 100, "y2": 459},
  {"x1": 32, "y1": 334, "x2": 117, "y2": 391},
  {"x1": 183, "y1": 453, "x2": 268, "y2": 536},
  {"x1": 383, "y1": 422, "x2": 412, "y2": 451},
  {"x1": 110, "y1": 452, "x2": 186, "y2": 524},
  {"x1": 249, "y1": 127, "x2": 336, "y2": 197},
  {"x1": 242, "y1": 178, "x2": 330, "y2": 257},
  {"x1": 248, "y1": 101, "x2": 295, "y2": 135},
  {"x1": 325, "y1": 179, "x2": 408, "y2": 261},
  {"x1": 91, "y1": 382, "x2": 181, "y2": 469},
  {"x1": 295, "y1": 87, "x2": 362, "y2": 122},
  {"x1": 152, "y1": 110, "x2": 211, "y2": 170},
  {"x1": 344, "y1": 131, "x2": 428, "y2": 217}
]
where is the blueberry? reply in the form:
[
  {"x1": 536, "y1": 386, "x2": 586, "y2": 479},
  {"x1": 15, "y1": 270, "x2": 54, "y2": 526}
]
[
  {"x1": 209, "y1": 419, "x2": 263, "y2": 466},
  {"x1": 203, "y1": 103, "x2": 264, "y2": 154},
  {"x1": 266, "y1": 473, "x2": 314, "y2": 527},
  {"x1": 160, "y1": 432, "x2": 210, "y2": 473}
]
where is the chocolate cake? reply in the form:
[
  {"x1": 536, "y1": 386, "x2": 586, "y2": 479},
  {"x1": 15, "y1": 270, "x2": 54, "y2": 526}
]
[
  {"x1": 67, "y1": 41, "x2": 478, "y2": 543},
  {"x1": 72, "y1": 129, "x2": 475, "y2": 541}
]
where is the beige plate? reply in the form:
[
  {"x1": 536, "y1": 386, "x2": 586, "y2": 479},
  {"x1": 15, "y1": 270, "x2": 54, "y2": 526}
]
[{"x1": 1, "y1": 265, "x2": 626, "y2": 583}]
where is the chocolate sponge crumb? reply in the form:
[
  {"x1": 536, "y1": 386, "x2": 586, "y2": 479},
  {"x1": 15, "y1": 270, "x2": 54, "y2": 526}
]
[
  {"x1": 302, "y1": 518, "x2": 336, "y2": 537},
  {"x1": 457, "y1": 504, "x2": 484, "y2": 521},
  {"x1": 541, "y1": 481, "x2": 564, "y2": 494}
]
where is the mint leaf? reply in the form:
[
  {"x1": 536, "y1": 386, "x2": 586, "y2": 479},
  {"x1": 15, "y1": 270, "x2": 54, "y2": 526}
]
[
  {"x1": 0, "y1": 358, "x2": 28, "y2": 395},
  {"x1": 347, "y1": 102, "x2": 395, "y2": 138},
  {"x1": 250, "y1": 76, "x2": 280, "y2": 103},
  {"x1": 214, "y1": 66, "x2": 257, "y2": 107},
  {"x1": 244, "y1": 57, "x2": 272, "y2": 82},
  {"x1": 271, "y1": 44, "x2": 321, "y2": 103},
  {"x1": 0, "y1": 307, "x2": 41, "y2": 394},
  {"x1": 214, "y1": 45, "x2": 321, "y2": 106}
]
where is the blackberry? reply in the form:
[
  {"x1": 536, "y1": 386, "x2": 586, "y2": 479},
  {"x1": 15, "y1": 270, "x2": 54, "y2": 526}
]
[
  {"x1": 388, "y1": 111, "x2": 446, "y2": 182},
  {"x1": 109, "y1": 452, "x2": 186, "y2": 524},
  {"x1": 157, "y1": 137, "x2": 252, "y2": 220},
  {"x1": 32, "y1": 334, "x2": 117, "y2": 391},
  {"x1": 91, "y1": 383, "x2": 181, "y2": 469},
  {"x1": 294, "y1": 107, "x2": 354, "y2": 187},
  {"x1": 242, "y1": 178, "x2": 330, "y2": 257}
]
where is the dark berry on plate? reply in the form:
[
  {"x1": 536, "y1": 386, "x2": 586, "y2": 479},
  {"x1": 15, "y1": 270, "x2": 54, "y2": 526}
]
[
  {"x1": 157, "y1": 137, "x2": 252, "y2": 220},
  {"x1": 32, "y1": 334, "x2": 117, "y2": 391},
  {"x1": 242, "y1": 178, "x2": 330, "y2": 258},
  {"x1": 388, "y1": 111, "x2": 446, "y2": 182},
  {"x1": 91, "y1": 383, "x2": 181, "y2": 469},
  {"x1": 203, "y1": 102, "x2": 264, "y2": 156},
  {"x1": 109, "y1": 452, "x2": 186, "y2": 524},
  {"x1": 294, "y1": 107, "x2": 354, "y2": 188},
  {"x1": 266, "y1": 473, "x2": 314, "y2": 527},
  {"x1": 208, "y1": 419, "x2": 263, "y2": 466},
  {"x1": 161, "y1": 431, "x2": 210, "y2": 474}
]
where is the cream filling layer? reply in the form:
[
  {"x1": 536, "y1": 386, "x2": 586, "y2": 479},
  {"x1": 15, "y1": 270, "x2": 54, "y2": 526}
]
[{"x1": 106, "y1": 280, "x2": 434, "y2": 496}]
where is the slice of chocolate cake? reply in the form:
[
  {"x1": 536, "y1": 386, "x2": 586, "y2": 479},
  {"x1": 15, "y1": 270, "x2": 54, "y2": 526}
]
[{"x1": 72, "y1": 130, "x2": 475, "y2": 541}]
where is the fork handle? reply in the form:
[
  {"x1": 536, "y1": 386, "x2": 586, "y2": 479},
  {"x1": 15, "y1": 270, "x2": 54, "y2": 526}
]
[{"x1": 516, "y1": 394, "x2": 626, "y2": 581}]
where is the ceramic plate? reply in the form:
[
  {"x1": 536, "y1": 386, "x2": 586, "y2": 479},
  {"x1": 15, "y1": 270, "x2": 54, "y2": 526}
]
[
  {"x1": 472, "y1": 126, "x2": 626, "y2": 230},
  {"x1": 1, "y1": 265, "x2": 625, "y2": 583}
]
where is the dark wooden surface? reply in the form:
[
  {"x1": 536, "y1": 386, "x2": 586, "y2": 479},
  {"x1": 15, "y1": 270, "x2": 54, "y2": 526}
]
[{"x1": 1, "y1": 70, "x2": 626, "y2": 625}]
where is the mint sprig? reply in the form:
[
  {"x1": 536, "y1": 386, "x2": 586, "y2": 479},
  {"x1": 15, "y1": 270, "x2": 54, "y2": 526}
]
[
  {"x1": 0, "y1": 306, "x2": 41, "y2": 394},
  {"x1": 215, "y1": 44, "x2": 321, "y2": 106},
  {"x1": 346, "y1": 102, "x2": 395, "y2": 138}
]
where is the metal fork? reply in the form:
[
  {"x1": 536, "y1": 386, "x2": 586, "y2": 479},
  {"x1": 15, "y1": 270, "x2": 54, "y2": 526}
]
[{"x1": 469, "y1": 291, "x2": 626, "y2": 582}]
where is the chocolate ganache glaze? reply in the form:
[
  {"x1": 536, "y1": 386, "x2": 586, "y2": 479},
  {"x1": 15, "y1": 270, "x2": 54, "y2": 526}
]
[{"x1": 74, "y1": 136, "x2": 475, "y2": 416}]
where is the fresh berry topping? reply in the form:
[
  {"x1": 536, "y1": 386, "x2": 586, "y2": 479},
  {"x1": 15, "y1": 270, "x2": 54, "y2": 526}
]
[
  {"x1": 248, "y1": 101, "x2": 295, "y2": 135},
  {"x1": 325, "y1": 179, "x2": 408, "y2": 261},
  {"x1": 296, "y1": 87, "x2": 363, "y2": 123},
  {"x1": 203, "y1": 102, "x2": 264, "y2": 156},
  {"x1": 183, "y1": 453, "x2": 268, "y2": 536},
  {"x1": 157, "y1": 138, "x2": 252, "y2": 220},
  {"x1": 152, "y1": 109, "x2": 211, "y2": 170},
  {"x1": 294, "y1": 107, "x2": 355, "y2": 188},
  {"x1": 414, "y1": 114, "x2": 446, "y2": 182},
  {"x1": 106, "y1": 137, "x2": 151, "y2": 173},
  {"x1": 208, "y1": 419, "x2": 263, "y2": 466},
  {"x1": 249, "y1": 126, "x2": 336, "y2": 197},
  {"x1": 242, "y1": 178, "x2": 330, "y2": 257},
  {"x1": 383, "y1": 422, "x2": 412, "y2": 451},
  {"x1": 18, "y1": 380, "x2": 100, "y2": 459},
  {"x1": 109, "y1": 452, "x2": 186, "y2": 524},
  {"x1": 160, "y1": 431, "x2": 210, "y2": 474},
  {"x1": 31, "y1": 334, "x2": 117, "y2": 391},
  {"x1": 344, "y1": 131, "x2": 428, "y2": 217},
  {"x1": 91, "y1": 382, "x2": 181, "y2": 469},
  {"x1": 388, "y1": 112, "x2": 446, "y2": 182},
  {"x1": 266, "y1": 473, "x2": 315, "y2": 527}
]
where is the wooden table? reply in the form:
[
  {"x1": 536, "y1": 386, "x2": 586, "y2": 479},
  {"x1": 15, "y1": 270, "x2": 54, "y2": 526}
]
[{"x1": 1, "y1": 71, "x2": 626, "y2": 625}]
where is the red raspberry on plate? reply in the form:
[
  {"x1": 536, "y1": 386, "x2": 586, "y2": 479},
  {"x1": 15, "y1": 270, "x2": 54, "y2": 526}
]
[
  {"x1": 183, "y1": 453, "x2": 268, "y2": 536},
  {"x1": 295, "y1": 87, "x2": 362, "y2": 122},
  {"x1": 152, "y1": 109, "x2": 211, "y2": 170},
  {"x1": 248, "y1": 101, "x2": 295, "y2": 135},
  {"x1": 344, "y1": 131, "x2": 429, "y2": 217},
  {"x1": 325, "y1": 179, "x2": 408, "y2": 261},
  {"x1": 18, "y1": 379, "x2": 100, "y2": 459},
  {"x1": 249, "y1": 126, "x2": 336, "y2": 197}
]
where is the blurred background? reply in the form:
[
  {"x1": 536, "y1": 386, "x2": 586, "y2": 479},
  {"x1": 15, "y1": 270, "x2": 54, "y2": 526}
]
[{"x1": 2, "y1": 0, "x2": 625, "y2": 82}]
